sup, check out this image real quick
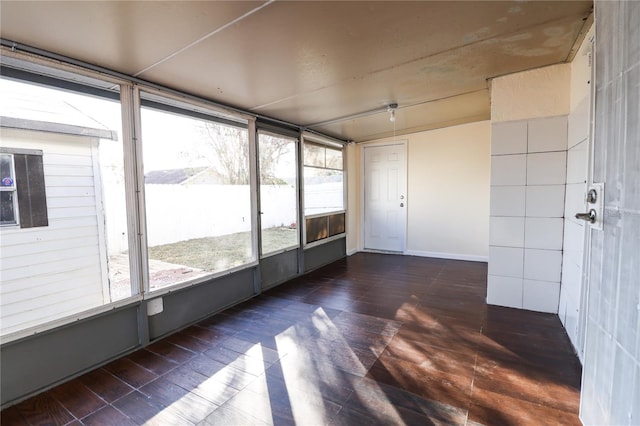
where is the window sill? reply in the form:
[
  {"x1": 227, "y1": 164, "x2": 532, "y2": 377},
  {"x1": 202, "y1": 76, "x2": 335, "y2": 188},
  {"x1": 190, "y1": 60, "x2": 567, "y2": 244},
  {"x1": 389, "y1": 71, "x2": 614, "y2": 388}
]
[{"x1": 144, "y1": 260, "x2": 259, "y2": 298}]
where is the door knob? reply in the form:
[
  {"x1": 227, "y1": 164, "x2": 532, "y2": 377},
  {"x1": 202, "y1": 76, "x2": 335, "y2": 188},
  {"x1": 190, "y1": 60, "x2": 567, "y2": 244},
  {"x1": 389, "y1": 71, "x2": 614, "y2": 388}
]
[
  {"x1": 400, "y1": 203, "x2": 404, "y2": 207},
  {"x1": 575, "y1": 209, "x2": 596, "y2": 224}
]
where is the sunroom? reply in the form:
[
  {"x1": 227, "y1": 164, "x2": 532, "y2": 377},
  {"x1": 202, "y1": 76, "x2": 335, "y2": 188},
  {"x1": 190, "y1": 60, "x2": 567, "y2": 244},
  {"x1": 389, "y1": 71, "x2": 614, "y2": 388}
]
[{"x1": 0, "y1": 1, "x2": 638, "y2": 425}]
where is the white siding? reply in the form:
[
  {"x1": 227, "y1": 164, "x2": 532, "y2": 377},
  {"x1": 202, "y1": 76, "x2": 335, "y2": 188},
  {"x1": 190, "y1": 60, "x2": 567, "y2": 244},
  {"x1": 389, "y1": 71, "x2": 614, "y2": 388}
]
[{"x1": 0, "y1": 129, "x2": 108, "y2": 336}]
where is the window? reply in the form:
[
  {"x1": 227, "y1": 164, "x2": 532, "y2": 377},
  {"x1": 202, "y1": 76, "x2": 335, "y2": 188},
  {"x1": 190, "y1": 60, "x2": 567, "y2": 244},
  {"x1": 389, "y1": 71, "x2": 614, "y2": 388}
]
[
  {"x1": 303, "y1": 139, "x2": 345, "y2": 244},
  {"x1": 0, "y1": 153, "x2": 18, "y2": 225},
  {"x1": 258, "y1": 132, "x2": 298, "y2": 256},
  {"x1": 140, "y1": 98, "x2": 254, "y2": 292},
  {"x1": 0, "y1": 76, "x2": 130, "y2": 337},
  {"x1": 0, "y1": 150, "x2": 48, "y2": 228}
]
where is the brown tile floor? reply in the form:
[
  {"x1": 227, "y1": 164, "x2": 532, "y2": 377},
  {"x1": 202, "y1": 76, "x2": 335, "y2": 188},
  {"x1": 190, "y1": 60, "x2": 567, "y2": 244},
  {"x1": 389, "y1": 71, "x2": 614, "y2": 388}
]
[{"x1": 1, "y1": 253, "x2": 583, "y2": 425}]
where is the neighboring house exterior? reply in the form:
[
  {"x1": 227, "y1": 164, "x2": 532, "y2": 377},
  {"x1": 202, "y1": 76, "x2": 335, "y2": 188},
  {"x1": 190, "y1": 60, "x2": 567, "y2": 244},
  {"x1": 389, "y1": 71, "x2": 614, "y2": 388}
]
[{"x1": 0, "y1": 117, "x2": 117, "y2": 336}]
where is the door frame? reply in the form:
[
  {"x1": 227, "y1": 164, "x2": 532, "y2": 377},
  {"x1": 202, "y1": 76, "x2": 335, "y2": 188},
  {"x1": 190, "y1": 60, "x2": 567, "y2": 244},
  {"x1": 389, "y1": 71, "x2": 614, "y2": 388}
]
[
  {"x1": 254, "y1": 126, "x2": 302, "y2": 291},
  {"x1": 577, "y1": 32, "x2": 597, "y2": 361},
  {"x1": 255, "y1": 129, "x2": 300, "y2": 259},
  {"x1": 359, "y1": 139, "x2": 408, "y2": 253}
]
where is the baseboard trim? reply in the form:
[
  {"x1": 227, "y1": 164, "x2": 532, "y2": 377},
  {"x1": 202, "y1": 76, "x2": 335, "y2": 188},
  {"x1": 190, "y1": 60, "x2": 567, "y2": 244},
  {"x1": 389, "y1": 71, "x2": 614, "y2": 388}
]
[
  {"x1": 348, "y1": 249, "x2": 488, "y2": 262},
  {"x1": 404, "y1": 250, "x2": 488, "y2": 262}
]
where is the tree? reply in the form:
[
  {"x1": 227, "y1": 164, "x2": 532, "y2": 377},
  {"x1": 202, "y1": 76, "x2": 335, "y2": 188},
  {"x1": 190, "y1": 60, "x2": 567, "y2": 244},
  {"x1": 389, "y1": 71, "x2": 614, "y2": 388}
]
[
  {"x1": 201, "y1": 122, "x2": 250, "y2": 184},
  {"x1": 201, "y1": 122, "x2": 292, "y2": 185}
]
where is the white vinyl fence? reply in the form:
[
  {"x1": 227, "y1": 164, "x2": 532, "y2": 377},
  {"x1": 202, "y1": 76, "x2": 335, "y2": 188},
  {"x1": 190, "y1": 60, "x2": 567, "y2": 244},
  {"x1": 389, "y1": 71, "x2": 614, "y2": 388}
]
[{"x1": 103, "y1": 182, "x2": 343, "y2": 253}]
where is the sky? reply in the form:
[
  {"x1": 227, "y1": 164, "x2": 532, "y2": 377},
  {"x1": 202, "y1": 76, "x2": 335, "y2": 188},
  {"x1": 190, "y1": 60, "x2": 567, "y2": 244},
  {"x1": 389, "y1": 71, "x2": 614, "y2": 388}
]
[{"x1": 1, "y1": 78, "x2": 297, "y2": 177}]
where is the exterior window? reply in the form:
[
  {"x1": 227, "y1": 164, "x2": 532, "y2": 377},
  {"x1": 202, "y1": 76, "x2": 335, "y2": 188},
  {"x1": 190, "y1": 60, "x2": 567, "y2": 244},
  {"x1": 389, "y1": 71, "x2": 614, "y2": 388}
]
[
  {"x1": 303, "y1": 141, "x2": 345, "y2": 244},
  {"x1": 258, "y1": 132, "x2": 298, "y2": 256},
  {"x1": 0, "y1": 151, "x2": 48, "y2": 228},
  {"x1": 1, "y1": 76, "x2": 129, "y2": 338},
  {"x1": 141, "y1": 101, "x2": 254, "y2": 292},
  {"x1": 0, "y1": 153, "x2": 18, "y2": 225}
]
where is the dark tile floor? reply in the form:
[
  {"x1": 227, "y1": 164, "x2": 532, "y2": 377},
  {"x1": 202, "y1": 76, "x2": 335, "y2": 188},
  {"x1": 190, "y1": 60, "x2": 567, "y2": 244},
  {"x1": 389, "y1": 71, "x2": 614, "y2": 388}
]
[{"x1": 1, "y1": 253, "x2": 583, "y2": 425}]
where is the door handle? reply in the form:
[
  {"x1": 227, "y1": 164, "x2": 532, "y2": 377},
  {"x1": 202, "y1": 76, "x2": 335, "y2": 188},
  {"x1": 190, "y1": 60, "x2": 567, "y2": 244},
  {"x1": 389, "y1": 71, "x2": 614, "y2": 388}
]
[
  {"x1": 575, "y1": 209, "x2": 596, "y2": 224},
  {"x1": 400, "y1": 203, "x2": 404, "y2": 207}
]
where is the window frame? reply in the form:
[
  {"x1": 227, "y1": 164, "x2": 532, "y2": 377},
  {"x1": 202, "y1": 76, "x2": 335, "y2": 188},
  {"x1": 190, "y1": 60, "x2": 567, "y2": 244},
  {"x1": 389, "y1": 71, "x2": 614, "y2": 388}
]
[
  {"x1": 301, "y1": 133, "x2": 347, "y2": 247},
  {"x1": 138, "y1": 91, "x2": 259, "y2": 296},
  {"x1": 257, "y1": 129, "x2": 300, "y2": 258},
  {"x1": 0, "y1": 147, "x2": 49, "y2": 229},
  {"x1": 0, "y1": 152, "x2": 19, "y2": 226}
]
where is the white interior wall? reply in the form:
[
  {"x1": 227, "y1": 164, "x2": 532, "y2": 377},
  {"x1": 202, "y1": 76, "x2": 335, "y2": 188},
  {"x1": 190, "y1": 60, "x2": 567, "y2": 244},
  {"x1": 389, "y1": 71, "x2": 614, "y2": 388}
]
[
  {"x1": 349, "y1": 120, "x2": 490, "y2": 261},
  {"x1": 346, "y1": 142, "x2": 359, "y2": 255},
  {"x1": 488, "y1": 63, "x2": 571, "y2": 312}
]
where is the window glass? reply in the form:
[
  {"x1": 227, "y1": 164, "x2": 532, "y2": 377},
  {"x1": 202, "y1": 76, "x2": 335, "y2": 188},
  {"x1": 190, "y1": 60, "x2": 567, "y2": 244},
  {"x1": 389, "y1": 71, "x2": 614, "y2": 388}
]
[
  {"x1": 140, "y1": 104, "x2": 254, "y2": 291},
  {"x1": 0, "y1": 154, "x2": 17, "y2": 225},
  {"x1": 0, "y1": 154, "x2": 14, "y2": 182},
  {"x1": 325, "y1": 147, "x2": 343, "y2": 170},
  {"x1": 303, "y1": 167, "x2": 344, "y2": 216},
  {"x1": 0, "y1": 77, "x2": 130, "y2": 337},
  {"x1": 305, "y1": 212, "x2": 346, "y2": 244},
  {"x1": 303, "y1": 140, "x2": 345, "y2": 243},
  {"x1": 0, "y1": 191, "x2": 16, "y2": 224},
  {"x1": 258, "y1": 133, "x2": 298, "y2": 255},
  {"x1": 303, "y1": 143, "x2": 325, "y2": 168}
]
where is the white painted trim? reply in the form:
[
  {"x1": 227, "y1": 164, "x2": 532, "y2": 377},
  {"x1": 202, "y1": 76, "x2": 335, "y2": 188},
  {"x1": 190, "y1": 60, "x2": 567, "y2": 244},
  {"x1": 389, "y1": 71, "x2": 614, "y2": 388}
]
[
  {"x1": 301, "y1": 131, "x2": 344, "y2": 148},
  {"x1": 360, "y1": 140, "x2": 408, "y2": 252},
  {"x1": 405, "y1": 250, "x2": 488, "y2": 262},
  {"x1": 346, "y1": 248, "x2": 358, "y2": 256},
  {"x1": 303, "y1": 233, "x2": 346, "y2": 250}
]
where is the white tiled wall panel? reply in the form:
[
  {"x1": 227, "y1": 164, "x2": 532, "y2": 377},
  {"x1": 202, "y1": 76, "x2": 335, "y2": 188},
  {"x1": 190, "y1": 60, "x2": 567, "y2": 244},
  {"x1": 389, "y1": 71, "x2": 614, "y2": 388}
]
[
  {"x1": 525, "y1": 185, "x2": 566, "y2": 217},
  {"x1": 488, "y1": 246, "x2": 524, "y2": 277},
  {"x1": 490, "y1": 186, "x2": 526, "y2": 216},
  {"x1": 491, "y1": 121, "x2": 528, "y2": 155},
  {"x1": 487, "y1": 275, "x2": 523, "y2": 309},
  {"x1": 524, "y1": 217, "x2": 564, "y2": 250},
  {"x1": 528, "y1": 116, "x2": 568, "y2": 153},
  {"x1": 527, "y1": 151, "x2": 567, "y2": 185},
  {"x1": 562, "y1": 293, "x2": 580, "y2": 352},
  {"x1": 491, "y1": 154, "x2": 527, "y2": 186},
  {"x1": 489, "y1": 216, "x2": 525, "y2": 247},
  {"x1": 563, "y1": 220, "x2": 586, "y2": 268},
  {"x1": 566, "y1": 140, "x2": 588, "y2": 184},
  {"x1": 568, "y1": 96, "x2": 590, "y2": 149},
  {"x1": 561, "y1": 256, "x2": 582, "y2": 303},
  {"x1": 523, "y1": 279, "x2": 560, "y2": 313},
  {"x1": 524, "y1": 248, "x2": 562, "y2": 282},
  {"x1": 489, "y1": 114, "x2": 570, "y2": 314}
]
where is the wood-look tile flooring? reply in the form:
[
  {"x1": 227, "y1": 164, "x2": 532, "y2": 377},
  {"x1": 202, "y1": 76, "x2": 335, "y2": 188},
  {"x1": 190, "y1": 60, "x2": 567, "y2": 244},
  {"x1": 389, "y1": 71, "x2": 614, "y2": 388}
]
[{"x1": 2, "y1": 253, "x2": 582, "y2": 425}]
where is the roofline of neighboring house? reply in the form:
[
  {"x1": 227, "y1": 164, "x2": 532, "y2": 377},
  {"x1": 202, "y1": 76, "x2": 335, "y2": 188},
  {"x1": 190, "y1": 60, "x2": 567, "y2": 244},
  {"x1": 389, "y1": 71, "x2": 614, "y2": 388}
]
[{"x1": 0, "y1": 116, "x2": 118, "y2": 141}]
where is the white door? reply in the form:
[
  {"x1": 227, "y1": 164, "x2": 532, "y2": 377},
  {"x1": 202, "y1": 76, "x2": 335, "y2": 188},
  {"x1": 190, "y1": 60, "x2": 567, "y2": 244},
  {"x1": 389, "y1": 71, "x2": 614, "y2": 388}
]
[{"x1": 363, "y1": 143, "x2": 407, "y2": 252}]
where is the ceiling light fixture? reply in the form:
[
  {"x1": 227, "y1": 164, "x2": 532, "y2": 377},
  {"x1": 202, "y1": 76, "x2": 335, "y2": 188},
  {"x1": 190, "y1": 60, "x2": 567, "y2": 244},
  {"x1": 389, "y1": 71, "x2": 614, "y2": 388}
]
[
  {"x1": 388, "y1": 103, "x2": 398, "y2": 144},
  {"x1": 387, "y1": 103, "x2": 398, "y2": 122}
]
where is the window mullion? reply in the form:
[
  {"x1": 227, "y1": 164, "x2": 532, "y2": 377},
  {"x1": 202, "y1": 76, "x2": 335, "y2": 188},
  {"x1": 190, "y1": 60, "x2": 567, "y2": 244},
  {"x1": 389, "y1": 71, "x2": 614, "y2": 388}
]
[
  {"x1": 121, "y1": 84, "x2": 147, "y2": 297},
  {"x1": 248, "y1": 118, "x2": 260, "y2": 290}
]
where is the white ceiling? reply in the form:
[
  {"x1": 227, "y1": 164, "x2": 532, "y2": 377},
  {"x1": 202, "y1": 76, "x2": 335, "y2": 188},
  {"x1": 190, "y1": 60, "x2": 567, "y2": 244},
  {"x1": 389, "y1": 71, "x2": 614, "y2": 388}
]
[{"x1": 0, "y1": 1, "x2": 592, "y2": 142}]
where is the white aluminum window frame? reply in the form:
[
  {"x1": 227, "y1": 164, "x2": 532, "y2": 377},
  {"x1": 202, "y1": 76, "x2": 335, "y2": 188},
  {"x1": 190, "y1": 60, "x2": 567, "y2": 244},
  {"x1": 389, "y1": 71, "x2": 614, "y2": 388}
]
[
  {"x1": 257, "y1": 129, "x2": 300, "y2": 258},
  {"x1": 138, "y1": 90, "x2": 258, "y2": 296},
  {"x1": 301, "y1": 132, "x2": 347, "y2": 247}
]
